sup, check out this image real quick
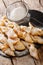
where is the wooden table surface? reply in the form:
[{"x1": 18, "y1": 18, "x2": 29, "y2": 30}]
[{"x1": 0, "y1": 0, "x2": 43, "y2": 65}]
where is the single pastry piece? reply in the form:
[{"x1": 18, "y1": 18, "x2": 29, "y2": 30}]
[
  {"x1": 7, "y1": 38, "x2": 15, "y2": 51},
  {"x1": 0, "y1": 43, "x2": 5, "y2": 50},
  {"x1": 0, "y1": 26, "x2": 8, "y2": 33},
  {"x1": 14, "y1": 40, "x2": 25, "y2": 50},
  {"x1": 24, "y1": 33, "x2": 33, "y2": 43},
  {"x1": 29, "y1": 44, "x2": 39, "y2": 59},
  {"x1": 21, "y1": 41, "x2": 31, "y2": 49},
  {"x1": 20, "y1": 25, "x2": 32, "y2": 34},
  {"x1": 4, "y1": 48, "x2": 15, "y2": 56},
  {"x1": 21, "y1": 41, "x2": 38, "y2": 59},
  {"x1": 31, "y1": 27, "x2": 43, "y2": 36},
  {"x1": 31, "y1": 36, "x2": 43, "y2": 44},
  {"x1": 0, "y1": 33, "x2": 7, "y2": 44},
  {"x1": 29, "y1": 23, "x2": 43, "y2": 36},
  {"x1": 5, "y1": 28, "x2": 17, "y2": 38},
  {"x1": 7, "y1": 38, "x2": 20, "y2": 51},
  {"x1": 0, "y1": 42, "x2": 15, "y2": 56}
]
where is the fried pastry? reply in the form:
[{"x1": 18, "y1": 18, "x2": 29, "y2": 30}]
[
  {"x1": 29, "y1": 44, "x2": 39, "y2": 59},
  {"x1": 21, "y1": 41, "x2": 38, "y2": 59},
  {"x1": 0, "y1": 16, "x2": 43, "y2": 59},
  {"x1": 4, "y1": 48, "x2": 15, "y2": 56},
  {"x1": 7, "y1": 38, "x2": 19, "y2": 50},
  {"x1": 0, "y1": 33, "x2": 7, "y2": 44},
  {"x1": 14, "y1": 41, "x2": 25, "y2": 50},
  {"x1": 5, "y1": 28, "x2": 17, "y2": 38},
  {"x1": 31, "y1": 36, "x2": 43, "y2": 44},
  {"x1": 29, "y1": 23, "x2": 43, "y2": 36}
]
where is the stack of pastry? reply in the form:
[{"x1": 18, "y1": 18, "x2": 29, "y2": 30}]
[{"x1": 0, "y1": 16, "x2": 43, "y2": 59}]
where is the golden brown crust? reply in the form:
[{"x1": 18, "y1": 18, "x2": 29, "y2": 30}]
[{"x1": 0, "y1": 16, "x2": 43, "y2": 59}]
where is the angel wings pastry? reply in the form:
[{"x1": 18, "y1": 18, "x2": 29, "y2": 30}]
[{"x1": 0, "y1": 16, "x2": 43, "y2": 59}]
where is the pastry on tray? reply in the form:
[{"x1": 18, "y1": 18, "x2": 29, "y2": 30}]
[{"x1": 0, "y1": 16, "x2": 43, "y2": 59}]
